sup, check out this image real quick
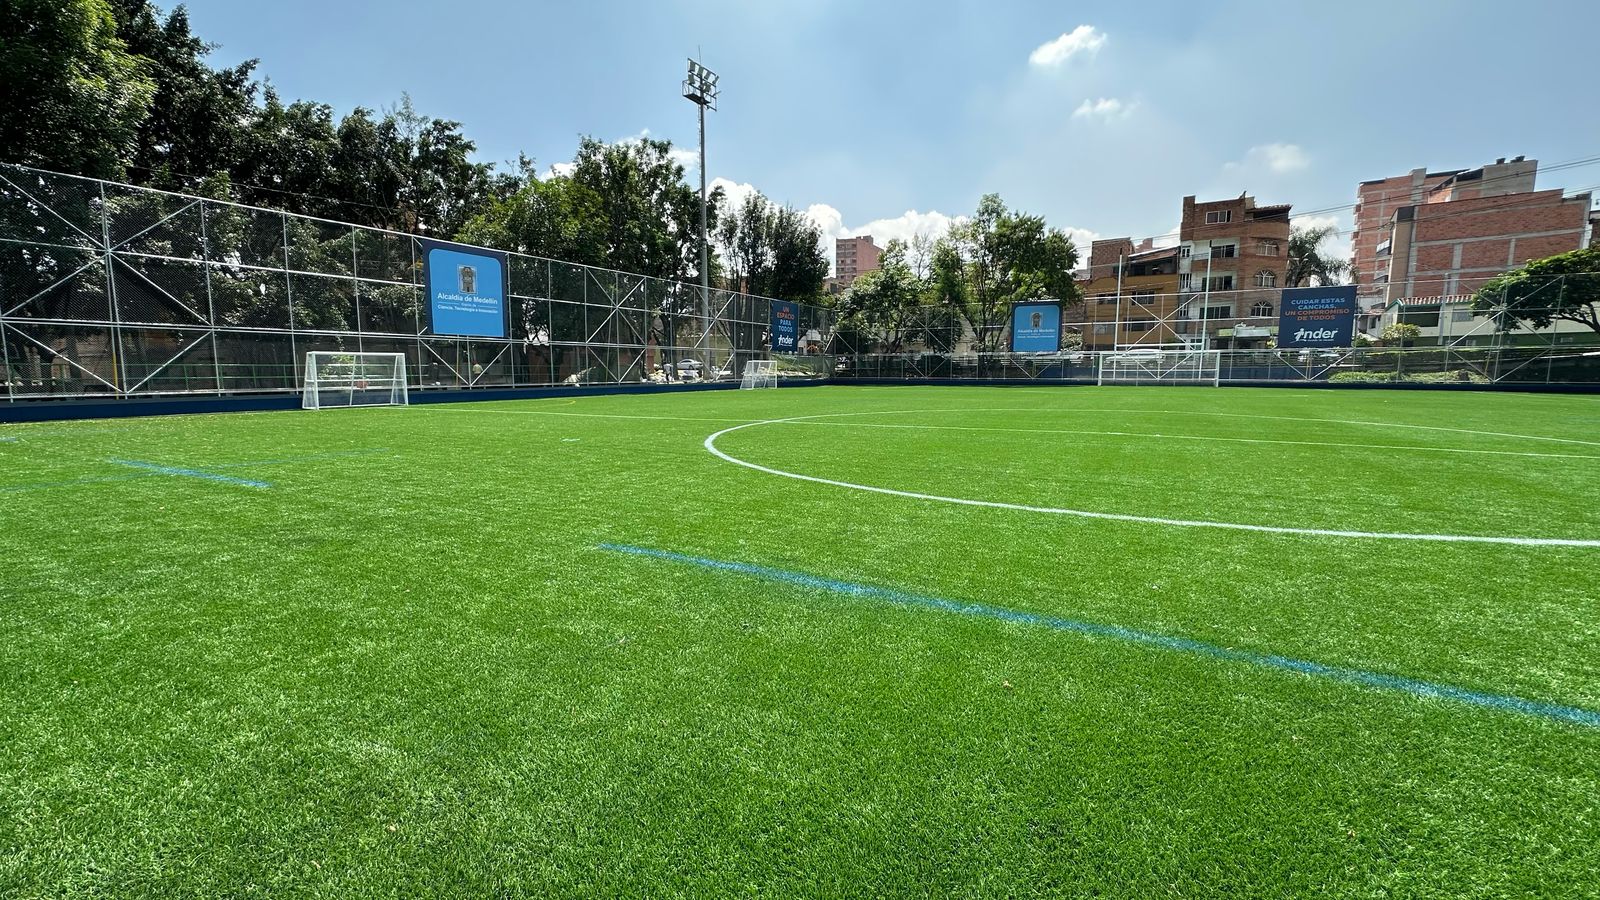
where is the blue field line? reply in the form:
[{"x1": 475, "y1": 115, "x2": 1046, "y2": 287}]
[
  {"x1": 597, "y1": 543, "x2": 1600, "y2": 730},
  {"x1": 1, "y1": 451, "x2": 375, "y2": 494},
  {"x1": 106, "y1": 459, "x2": 270, "y2": 488}
]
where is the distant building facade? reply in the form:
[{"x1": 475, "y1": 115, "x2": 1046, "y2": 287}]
[
  {"x1": 835, "y1": 235, "x2": 882, "y2": 288},
  {"x1": 1177, "y1": 194, "x2": 1292, "y2": 348},
  {"x1": 1352, "y1": 157, "x2": 1594, "y2": 343},
  {"x1": 1075, "y1": 238, "x2": 1181, "y2": 350}
]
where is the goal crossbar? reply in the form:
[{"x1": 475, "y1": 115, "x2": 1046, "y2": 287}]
[
  {"x1": 302, "y1": 351, "x2": 409, "y2": 409},
  {"x1": 740, "y1": 359, "x2": 779, "y2": 390},
  {"x1": 1097, "y1": 350, "x2": 1221, "y2": 386}
]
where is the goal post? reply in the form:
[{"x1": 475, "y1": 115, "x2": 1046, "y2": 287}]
[
  {"x1": 739, "y1": 359, "x2": 779, "y2": 390},
  {"x1": 1096, "y1": 349, "x2": 1221, "y2": 386},
  {"x1": 302, "y1": 352, "x2": 408, "y2": 409}
]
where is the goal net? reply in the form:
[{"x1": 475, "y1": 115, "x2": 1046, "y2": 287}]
[
  {"x1": 302, "y1": 352, "x2": 408, "y2": 409},
  {"x1": 740, "y1": 359, "x2": 779, "y2": 389},
  {"x1": 1097, "y1": 349, "x2": 1221, "y2": 386}
]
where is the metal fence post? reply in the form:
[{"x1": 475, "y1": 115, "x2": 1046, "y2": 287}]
[{"x1": 200, "y1": 201, "x2": 223, "y2": 396}]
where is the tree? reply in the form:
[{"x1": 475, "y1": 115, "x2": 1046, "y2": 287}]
[
  {"x1": 1472, "y1": 245, "x2": 1600, "y2": 336},
  {"x1": 109, "y1": 0, "x2": 257, "y2": 189},
  {"x1": 714, "y1": 190, "x2": 827, "y2": 300},
  {"x1": 940, "y1": 194, "x2": 1081, "y2": 358},
  {"x1": 565, "y1": 136, "x2": 714, "y2": 283},
  {"x1": 1380, "y1": 322, "x2": 1421, "y2": 347},
  {"x1": 838, "y1": 239, "x2": 921, "y2": 351},
  {"x1": 1286, "y1": 223, "x2": 1350, "y2": 288},
  {"x1": 0, "y1": 0, "x2": 155, "y2": 178}
]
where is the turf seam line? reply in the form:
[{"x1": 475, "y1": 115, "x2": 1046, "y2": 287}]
[
  {"x1": 598, "y1": 543, "x2": 1600, "y2": 730},
  {"x1": 105, "y1": 459, "x2": 271, "y2": 488}
]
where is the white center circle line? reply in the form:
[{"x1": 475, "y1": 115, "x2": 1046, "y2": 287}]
[{"x1": 703, "y1": 410, "x2": 1600, "y2": 548}]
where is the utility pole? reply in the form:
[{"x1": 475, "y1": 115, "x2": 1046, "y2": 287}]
[{"x1": 683, "y1": 58, "x2": 719, "y2": 375}]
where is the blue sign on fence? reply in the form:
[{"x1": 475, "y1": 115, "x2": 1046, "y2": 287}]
[
  {"x1": 771, "y1": 300, "x2": 799, "y2": 353},
  {"x1": 422, "y1": 240, "x2": 508, "y2": 338},
  {"x1": 1277, "y1": 285, "x2": 1358, "y2": 348},
  {"x1": 1010, "y1": 301, "x2": 1061, "y2": 352}
]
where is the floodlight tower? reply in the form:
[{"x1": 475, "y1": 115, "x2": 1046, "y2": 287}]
[{"x1": 683, "y1": 57, "x2": 719, "y2": 371}]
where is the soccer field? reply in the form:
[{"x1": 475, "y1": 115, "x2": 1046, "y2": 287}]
[{"x1": 3, "y1": 385, "x2": 1598, "y2": 897}]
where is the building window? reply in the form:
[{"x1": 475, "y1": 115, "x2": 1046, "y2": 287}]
[
  {"x1": 1212, "y1": 243, "x2": 1237, "y2": 259},
  {"x1": 1205, "y1": 210, "x2": 1232, "y2": 225},
  {"x1": 1093, "y1": 323, "x2": 1112, "y2": 334},
  {"x1": 1254, "y1": 270, "x2": 1277, "y2": 288},
  {"x1": 1203, "y1": 304, "x2": 1232, "y2": 320},
  {"x1": 1127, "y1": 321, "x2": 1154, "y2": 332},
  {"x1": 1257, "y1": 240, "x2": 1280, "y2": 256},
  {"x1": 1095, "y1": 294, "x2": 1116, "y2": 306},
  {"x1": 1250, "y1": 301, "x2": 1273, "y2": 317},
  {"x1": 1208, "y1": 275, "x2": 1234, "y2": 291},
  {"x1": 1452, "y1": 308, "x2": 1475, "y2": 323},
  {"x1": 1179, "y1": 274, "x2": 1194, "y2": 290},
  {"x1": 1131, "y1": 290, "x2": 1157, "y2": 306},
  {"x1": 1179, "y1": 245, "x2": 1192, "y2": 259}
]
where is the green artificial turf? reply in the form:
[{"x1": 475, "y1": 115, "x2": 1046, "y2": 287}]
[{"x1": 2, "y1": 385, "x2": 1598, "y2": 898}]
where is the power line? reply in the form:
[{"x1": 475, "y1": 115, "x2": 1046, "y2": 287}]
[{"x1": 1108, "y1": 154, "x2": 1600, "y2": 249}]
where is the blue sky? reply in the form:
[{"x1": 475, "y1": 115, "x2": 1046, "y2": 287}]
[{"x1": 183, "y1": 0, "x2": 1600, "y2": 263}]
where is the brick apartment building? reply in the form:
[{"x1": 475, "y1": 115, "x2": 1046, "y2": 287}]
[
  {"x1": 1176, "y1": 194, "x2": 1292, "y2": 348},
  {"x1": 834, "y1": 235, "x2": 882, "y2": 288},
  {"x1": 1075, "y1": 238, "x2": 1182, "y2": 350},
  {"x1": 1350, "y1": 158, "x2": 1595, "y2": 342}
]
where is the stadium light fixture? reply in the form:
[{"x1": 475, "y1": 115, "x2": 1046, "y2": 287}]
[{"x1": 683, "y1": 57, "x2": 719, "y2": 372}]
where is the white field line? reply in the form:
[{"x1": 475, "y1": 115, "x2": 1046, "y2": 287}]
[
  {"x1": 424, "y1": 403, "x2": 1600, "y2": 458},
  {"x1": 919, "y1": 396, "x2": 1600, "y2": 448},
  {"x1": 422, "y1": 407, "x2": 751, "y2": 424},
  {"x1": 703, "y1": 412, "x2": 1600, "y2": 548},
  {"x1": 774, "y1": 419, "x2": 1600, "y2": 461}
]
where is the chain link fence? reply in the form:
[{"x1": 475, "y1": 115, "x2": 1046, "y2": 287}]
[
  {"x1": 4, "y1": 164, "x2": 1594, "y2": 401},
  {"x1": 0, "y1": 164, "x2": 835, "y2": 400}
]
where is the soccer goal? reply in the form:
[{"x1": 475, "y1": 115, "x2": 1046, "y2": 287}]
[
  {"x1": 740, "y1": 359, "x2": 779, "y2": 390},
  {"x1": 302, "y1": 352, "x2": 409, "y2": 409},
  {"x1": 1097, "y1": 349, "x2": 1221, "y2": 386}
]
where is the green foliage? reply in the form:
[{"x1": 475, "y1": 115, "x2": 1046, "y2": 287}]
[
  {"x1": 461, "y1": 137, "x2": 712, "y2": 283},
  {"x1": 1329, "y1": 369, "x2": 1490, "y2": 384},
  {"x1": 1285, "y1": 223, "x2": 1350, "y2": 288},
  {"x1": 0, "y1": 0, "x2": 156, "y2": 177},
  {"x1": 837, "y1": 240, "x2": 922, "y2": 351},
  {"x1": 941, "y1": 194, "x2": 1082, "y2": 353},
  {"x1": 1473, "y1": 245, "x2": 1600, "y2": 335},
  {"x1": 1380, "y1": 322, "x2": 1422, "y2": 346},
  {"x1": 715, "y1": 190, "x2": 828, "y2": 300},
  {"x1": 1, "y1": 2, "x2": 724, "y2": 286}
]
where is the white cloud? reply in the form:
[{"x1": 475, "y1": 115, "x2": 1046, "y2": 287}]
[
  {"x1": 541, "y1": 127, "x2": 701, "y2": 180},
  {"x1": 1029, "y1": 25, "x2": 1107, "y2": 67},
  {"x1": 1072, "y1": 98, "x2": 1132, "y2": 121},
  {"x1": 710, "y1": 177, "x2": 761, "y2": 211},
  {"x1": 801, "y1": 204, "x2": 967, "y2": 276},
  {"x1": 1227, "y1": 143, "x2": 1310, "y2": 175},
  {"x1": 1291, "y1": 213, "x2": 1353, "y2": 264},
  {"x1": 1062, "y1": 227, "x2": 1100, "y2": 252},
  {"x1": 669, "y1": 147, "x2": 700, "y2": 172}
]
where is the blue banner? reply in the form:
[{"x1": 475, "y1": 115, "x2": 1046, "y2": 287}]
[
  {"x1": 1277, "y1": 285, "x2": 1358, "y2": 348},
  {"x1": 1009, "y1": 302, "x2": 1061, "y2": 352},
  {"x1": 421, "y1": 240, "x2": 508, "y2": 338},
  {"x1": 771, "y1": 300, "x2": 799, "y2": 353}
]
